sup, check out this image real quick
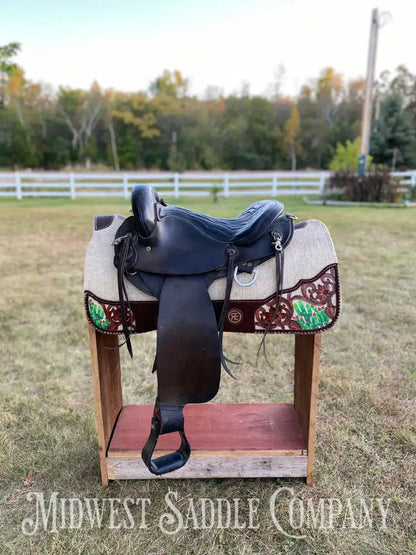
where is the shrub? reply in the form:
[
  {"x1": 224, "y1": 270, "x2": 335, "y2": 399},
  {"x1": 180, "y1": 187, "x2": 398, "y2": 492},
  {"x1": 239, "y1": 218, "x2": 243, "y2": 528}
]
[
  {"x1": 326, "y1": 167, "x2": 400, "y2": 203},
  {"x1": 329, "y1": 137, "x2": 373, "y2": 172}
]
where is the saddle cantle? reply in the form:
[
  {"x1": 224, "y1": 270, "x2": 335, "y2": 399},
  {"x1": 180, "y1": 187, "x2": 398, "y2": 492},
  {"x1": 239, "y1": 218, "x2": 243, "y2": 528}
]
[{"x1": 113, "y1": 185, "x2": 296, "y2": 475}]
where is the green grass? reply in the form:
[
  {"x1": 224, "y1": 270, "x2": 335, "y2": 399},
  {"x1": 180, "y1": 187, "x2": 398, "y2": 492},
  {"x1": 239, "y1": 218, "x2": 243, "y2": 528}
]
[{"x1": 0, "y1": 196, "x2": 415, "y2": 554}]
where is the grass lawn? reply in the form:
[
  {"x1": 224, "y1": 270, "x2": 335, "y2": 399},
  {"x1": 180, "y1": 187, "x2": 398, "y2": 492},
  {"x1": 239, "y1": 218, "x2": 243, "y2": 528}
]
[{"x1": 0, "y1": 195, "x2": 415, "y2": 554}]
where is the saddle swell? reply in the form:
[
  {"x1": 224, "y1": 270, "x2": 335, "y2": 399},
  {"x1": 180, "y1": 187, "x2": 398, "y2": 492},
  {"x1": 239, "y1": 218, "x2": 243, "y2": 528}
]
[{"x1": 113, "y1": 185, "x2": 296, "y2": 476}]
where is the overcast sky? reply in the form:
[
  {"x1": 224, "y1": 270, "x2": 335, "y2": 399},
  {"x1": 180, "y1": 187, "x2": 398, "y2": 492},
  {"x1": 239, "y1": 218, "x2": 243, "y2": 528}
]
[{"x1": 1, "y1": 0, "x2": 415, "y2": 97}]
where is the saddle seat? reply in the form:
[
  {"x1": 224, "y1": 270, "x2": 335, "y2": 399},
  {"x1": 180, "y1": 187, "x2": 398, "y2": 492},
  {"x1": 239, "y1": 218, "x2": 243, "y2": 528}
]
[
  {"x1": 132, "y1": 182, "x2": 284, "y2": 246},
  {"x1": 117, "y1": 185, "x2": 292, "y2": 276}
]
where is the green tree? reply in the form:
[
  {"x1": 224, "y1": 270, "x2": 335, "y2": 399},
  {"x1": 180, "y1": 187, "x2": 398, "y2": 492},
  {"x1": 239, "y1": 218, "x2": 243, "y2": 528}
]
[
  {"x1": 282, "y1": 106, "x2": 301, "y2": 170},
  {"x1": 177, "y1": 97, "x2": 223, "y2": 170},
  {"x1": 0, "y1": 42, "x2": 21, "y2": 107},
  {"x1": 370, "y1": 94, "x2": 416, "y2": 169},
  {"x1": 329, "y1": 137, "x2": 372, "y2": 171},
  {"x1": 57, "y1": 82, "x2": 104, "y2": 164},
  {"x1": 245, "y1": 96, "x2": 277, "y2": 169},
  {"x1": 109, "y1": 91, "x2": 160, "y2": 168},
  {"x1": 1, "y1": 49, "x2": 416, "y2": 172},
  {"x1": 149, "y1": 70, "x2": 188, "y2": 98},
  {"x1": 316, "y1": 67, "x2": 343, "y2": 124},
  {"x1": 0, "y1": 42, "x2": 20, "y2": 73}
]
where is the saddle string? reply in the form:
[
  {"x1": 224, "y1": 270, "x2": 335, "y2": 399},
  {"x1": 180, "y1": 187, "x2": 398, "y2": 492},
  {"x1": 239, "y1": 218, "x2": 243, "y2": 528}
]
[
  {"x1": 217, "y1": 246, "x2": 241, "y2": 378},
  {"x1": 116, "y1": 234, "x2": 134, "y2": 358},
  {"x1": 256, "y1": 232, "x2": 285, "y2": 366}
]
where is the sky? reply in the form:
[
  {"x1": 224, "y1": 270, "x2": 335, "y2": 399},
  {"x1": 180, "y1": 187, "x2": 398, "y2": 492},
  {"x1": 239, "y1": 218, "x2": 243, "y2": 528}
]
[{"x1": 1, "y1": 0, "x2": 415, "y2": 98}]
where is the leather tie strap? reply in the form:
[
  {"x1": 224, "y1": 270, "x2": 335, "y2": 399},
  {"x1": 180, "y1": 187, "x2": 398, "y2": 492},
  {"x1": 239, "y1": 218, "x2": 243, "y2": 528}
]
[
  {"x1": 217, "y1": 246, "x2": 240, "y2": 377},
  {"x1": 114, "y1": 233, "x2": 134, "y2": 357},
  {"x1": 257, "y1": 231, "x2": 285, "y2": 361}
]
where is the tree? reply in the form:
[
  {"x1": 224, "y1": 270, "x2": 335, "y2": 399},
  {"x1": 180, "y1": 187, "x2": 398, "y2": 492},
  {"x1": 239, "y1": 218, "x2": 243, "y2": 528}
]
[
  {"x1": 102, "y1": 89, "x2": 120, "y2": 170},
  {"x1": 282, "y1": 106, "x2": 301, "y2": 170},
  {"x1": 58, "y1": 82, "x2": 103, "y2": 164},
  {"x1": 108, "y1": 92, "x2": 160, "y2": 169},
  {"x1": 149, "y1": 70, "x2": 188, "y2": 98},
  {"x1": 296, "y1": 68, "x2": 363, "y2": 169},
  {"x1": 370, "y1": 94, "x2": 416, "y2": 169},
  {"x1": 0, "y1": 42, "x2": 20, "y2": 73},
  {"x1": 390, "y1": 65, "x2": 416, "y2": 104},
  {"x1": 0, "y1": 42, "x2": 21, "y2": 93},
  {"x1": 329, "y1": 137, "x2": 373, "y2": 171},
  {"x1": 6, "y1": 66, "x2": 28, "y2": 128},
  {"x1": 1, "y1": 51, "x2": 415, "y2": 171},
  {"x1": 245, "y1": 96, "x2": 277, "y2": 169},
  {"x1": 0, "y1": 56, "x2": 49, "y2": 167},
  {"x1": 316, "y1": 67, "x2": 343, "y2": 124},
  {"x1": 0, "y1": 42, "x2": 21, "y2": 108},
  {"x1": 177, "y1": 97, "x2": 223, "y2": 170}
]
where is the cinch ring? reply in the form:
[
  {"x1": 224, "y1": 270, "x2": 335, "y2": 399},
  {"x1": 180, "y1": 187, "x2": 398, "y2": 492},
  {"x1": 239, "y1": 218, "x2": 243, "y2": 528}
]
[{"x1": 233, "y1": 266, "x2": 258, "y2": 287}]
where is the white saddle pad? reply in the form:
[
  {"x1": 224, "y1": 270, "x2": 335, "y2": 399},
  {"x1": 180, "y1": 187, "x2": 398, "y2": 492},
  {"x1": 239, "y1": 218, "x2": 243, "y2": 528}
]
[{"x1": 84, "y1": 215, "x2": 340, "y2": 335}]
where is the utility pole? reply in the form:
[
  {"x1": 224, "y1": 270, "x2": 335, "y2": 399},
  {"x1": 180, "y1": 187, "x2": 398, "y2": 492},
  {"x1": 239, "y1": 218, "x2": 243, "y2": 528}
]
[{"x1": 358, "y1": 8, "x2": 379, "y2": 177}]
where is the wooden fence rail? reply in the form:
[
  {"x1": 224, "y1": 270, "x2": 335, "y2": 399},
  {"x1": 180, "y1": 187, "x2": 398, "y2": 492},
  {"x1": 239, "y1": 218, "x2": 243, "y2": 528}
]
[{"x1": 0, "y1": 170, "x2": 415, "y2": 199}]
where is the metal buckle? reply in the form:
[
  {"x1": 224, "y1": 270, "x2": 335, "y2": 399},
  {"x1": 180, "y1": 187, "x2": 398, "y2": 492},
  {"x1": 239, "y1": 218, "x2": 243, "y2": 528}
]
[
  {"x1": 271, "y1": 231, "x2": 283, "y2": 252},
  {"x1": 112, "y1": 234, "x2": 130, "y2": 246},
  {"x1": 233, "y1": 266, "x2": 258, "y2": 287}
]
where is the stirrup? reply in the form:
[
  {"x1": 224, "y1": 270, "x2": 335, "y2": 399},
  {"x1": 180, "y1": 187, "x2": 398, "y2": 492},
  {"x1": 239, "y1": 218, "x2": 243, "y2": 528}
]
[{"x1": 141, "y1": 402, "x2": 191, "y2": 475}]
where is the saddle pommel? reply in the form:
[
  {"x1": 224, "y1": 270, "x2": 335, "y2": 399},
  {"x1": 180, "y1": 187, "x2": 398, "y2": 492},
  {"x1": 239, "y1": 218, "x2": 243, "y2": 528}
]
[{"x1": 132, "y1": 185, "x2": 165, "y2": 238}]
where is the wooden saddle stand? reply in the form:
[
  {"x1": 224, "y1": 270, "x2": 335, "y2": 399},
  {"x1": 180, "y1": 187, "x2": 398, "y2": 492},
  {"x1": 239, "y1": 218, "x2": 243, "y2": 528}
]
[{"x1": 84, "y1": 186, "x2": 340, "y2": 484}]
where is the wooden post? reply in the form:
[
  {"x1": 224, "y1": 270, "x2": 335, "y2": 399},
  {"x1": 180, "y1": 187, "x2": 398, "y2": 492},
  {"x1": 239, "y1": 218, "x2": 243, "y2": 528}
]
[
  {"x1": 272, "y1": 173, "x2": 278, "y2": 196},
  {"x1": 358, "y1": 8, "x2": 380, "y2": 175},
  {"x1": 224, "y1": 173, "x2": 229, "y2": 198},
  {"x1": 88, "y1": 326, "x2": 123, "y2": 485},
  {"x1": 69, "y1": 172, "x2": 76, "y2": 200},
  {"x1": 15, "y1": 172, "x2": 22, "y2": 200},
  {"x1": 293, "y1": 333, "x2": 321, "y2": 485},
  {"x1": 123, "y1": 174, "x2": 129, "y2": 199},
  {"x1": 319, "y1": 172, "x2": 326, "y2": 194},
  {"x1": 174, "y1": 173, "x2": 179, "y2": 198}
]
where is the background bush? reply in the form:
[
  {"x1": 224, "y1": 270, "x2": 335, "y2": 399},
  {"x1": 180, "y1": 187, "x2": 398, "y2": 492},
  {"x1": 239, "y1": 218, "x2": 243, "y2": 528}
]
[{"x1": 327, "y1": 167, "x2": 400, "y2": 202}]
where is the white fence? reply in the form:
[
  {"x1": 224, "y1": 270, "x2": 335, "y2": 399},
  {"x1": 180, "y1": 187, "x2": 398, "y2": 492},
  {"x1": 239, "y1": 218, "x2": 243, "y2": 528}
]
[{"x1": 0, "y1": 170, "x2": 415, "y2": 199}]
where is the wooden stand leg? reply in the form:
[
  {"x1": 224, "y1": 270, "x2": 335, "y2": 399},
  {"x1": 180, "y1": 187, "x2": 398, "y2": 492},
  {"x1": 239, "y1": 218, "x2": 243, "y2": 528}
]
[
  {"x1": 87, "y1": 326, "x2": 322, "y2": 483},
  {"x1": 88, "y1": 326, "x2": 123, "y2": 485},
  {"x1": 294, "y1": 333, "x2": 321, "y2": 485}
]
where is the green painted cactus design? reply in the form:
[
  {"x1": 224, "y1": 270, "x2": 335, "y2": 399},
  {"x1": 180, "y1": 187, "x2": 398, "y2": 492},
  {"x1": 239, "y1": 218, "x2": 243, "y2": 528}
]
[
  {"x1": 254, "y1": 266, "x2": 338, "y2": 332},
  {"x1": 88, "y1": 299, "x2": 110, "y2": 330},
  {"x1": 294, "y1": 300, "x2": 330, "y2": 330}
]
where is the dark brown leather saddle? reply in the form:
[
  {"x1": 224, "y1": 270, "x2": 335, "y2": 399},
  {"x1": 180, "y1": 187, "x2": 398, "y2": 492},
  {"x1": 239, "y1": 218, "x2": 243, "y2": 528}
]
[{"x1": 113, "y1": 184, "x2": 296, "y2": 475}]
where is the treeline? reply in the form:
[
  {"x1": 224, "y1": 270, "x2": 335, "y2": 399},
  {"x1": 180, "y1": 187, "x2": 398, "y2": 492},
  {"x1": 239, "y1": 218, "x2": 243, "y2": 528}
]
[{"x1": 0, "y1": 43, "x2": 415, "y2": 171}]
